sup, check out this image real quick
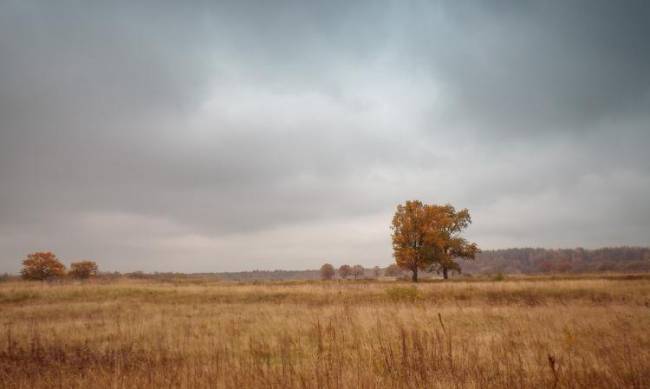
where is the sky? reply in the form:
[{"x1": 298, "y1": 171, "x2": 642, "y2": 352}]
[{"x1": 1, "y1": 1, "x2": 649, "y2": 273}]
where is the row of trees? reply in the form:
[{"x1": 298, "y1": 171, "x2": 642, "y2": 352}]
[
  {"x1": 319, "y1": 263, "x2": 405, "y2": 280},
  {"x1": 319, "y1": 263, "x2": 364, "y2": 280},
  {"x1": 20, "y1": 252, "x2": 98, "y2": 280}
]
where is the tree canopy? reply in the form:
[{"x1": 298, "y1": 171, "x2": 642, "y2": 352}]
[
  {"x1": 320, "y1": 263, "x2": 335, "y2": 280},
  {"x1": 391, "y1": 200, "x2": 479, "y2": 281},
  {"x1": 351, "y1": 265, "x2": 364, "y2": 279},
  {"x1": 338, "y1": 264, "x2": 352, "y2": 279},
  {"x1": 21, "y1": 252, "x2": 66, "y2": 280},
  {"x1": 69, "y1": 261, "x2": 99, "y2": 279}
]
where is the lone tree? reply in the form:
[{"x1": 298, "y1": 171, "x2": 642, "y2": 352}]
[
  {"x1": 21, "y1": 252, "x2": 66, "y2": 280},
  {"x1": 320, "y1": 263, "x2": 335, "y2": 280},
  {"x1": 351, "y1": 265, "x2": 365, "y2": 280},
  {"x1": 69, "y1": 261, "x2": 99, "y2": 279},
  {"x1": 338, "y1": 264, "x2": 352, "y2": 279},
  {"x1": 391, "y1": 200, "x2": 479, "y2": 281}
]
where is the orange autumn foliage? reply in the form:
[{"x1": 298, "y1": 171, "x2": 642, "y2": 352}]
[
  {"x1": 21, "y1": 252, "x2": 66, "y2": 280},
  {"x1": 391, "y1": 200, "x2": 479, "y2": 281},
  {"x1": 69, "y1": 261, "x2": 99, "y2": 279}
]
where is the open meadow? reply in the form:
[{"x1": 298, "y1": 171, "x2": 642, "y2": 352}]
[{"x1": 1, "y1": 274, "x2": 649, "y2": 388}]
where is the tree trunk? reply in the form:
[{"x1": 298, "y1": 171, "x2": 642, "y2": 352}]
[
  {"x1": 442, "y1": 267, "x2": 448, "y2": 280},
  {"x1": 412, "y1": 267, "x2": 418, "y2": 282}
]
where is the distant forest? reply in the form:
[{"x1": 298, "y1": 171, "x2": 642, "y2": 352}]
[{"x1": 463, "y1": 246, "x2": 650, "y2": 274}]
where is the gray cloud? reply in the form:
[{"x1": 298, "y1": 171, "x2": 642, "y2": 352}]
[{"x1": 1, "y1": 1, "x2": 649, "y2": 272}]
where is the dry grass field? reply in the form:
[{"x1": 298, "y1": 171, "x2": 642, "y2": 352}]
[{"x1": 1, "y1": 275, "x2": 649, "y2": 388}]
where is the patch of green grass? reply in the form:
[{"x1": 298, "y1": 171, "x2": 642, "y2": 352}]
[{"x1": 385, "y1": 286, "x2": 421, "y2": 302}]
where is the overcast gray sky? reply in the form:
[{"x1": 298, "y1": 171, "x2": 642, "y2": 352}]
[{"x1": 1, "y1": 1, "x2": 649, "y2": 273}]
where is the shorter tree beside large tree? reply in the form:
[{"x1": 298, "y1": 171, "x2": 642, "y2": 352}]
[
  {"x1": 21, "y1": 252, "x2": 66, "y2": 280},
  {"x1": 428, "y1": 206, "x2": 479, "y2": 280},
  {"x1": 391, "y1": 200, "x2": 479, "y2": 282},
  {"x1": 69, "y1": 261, "x2": 99, "y2": 279}
]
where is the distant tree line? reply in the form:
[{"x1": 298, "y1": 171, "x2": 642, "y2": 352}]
[
  {"x1": 462, "y1": 247, "x2": 650, "y2": 274},
  {"x1": 5, "y1": 246, "x2": 648, "y2": 284}
]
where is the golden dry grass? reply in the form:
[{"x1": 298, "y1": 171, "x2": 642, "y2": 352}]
[{"x1": 1, "y1": 275, "x2": 649, "y2": 388}]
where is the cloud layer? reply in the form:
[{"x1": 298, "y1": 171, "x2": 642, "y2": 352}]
[{"x1": 1, "y1": 1, "x2": 649, "y2": 272}]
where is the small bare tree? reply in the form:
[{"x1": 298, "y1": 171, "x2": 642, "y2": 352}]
[
  {"x1": 320, "y1": 263, "x2": 335, "y2": 280},
  {"x1": 338, "y1": 264, "x2": 351, "y2": 279},
  {"x1": 351, "y1": 265, "x2": 365, "y2": 280}
]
